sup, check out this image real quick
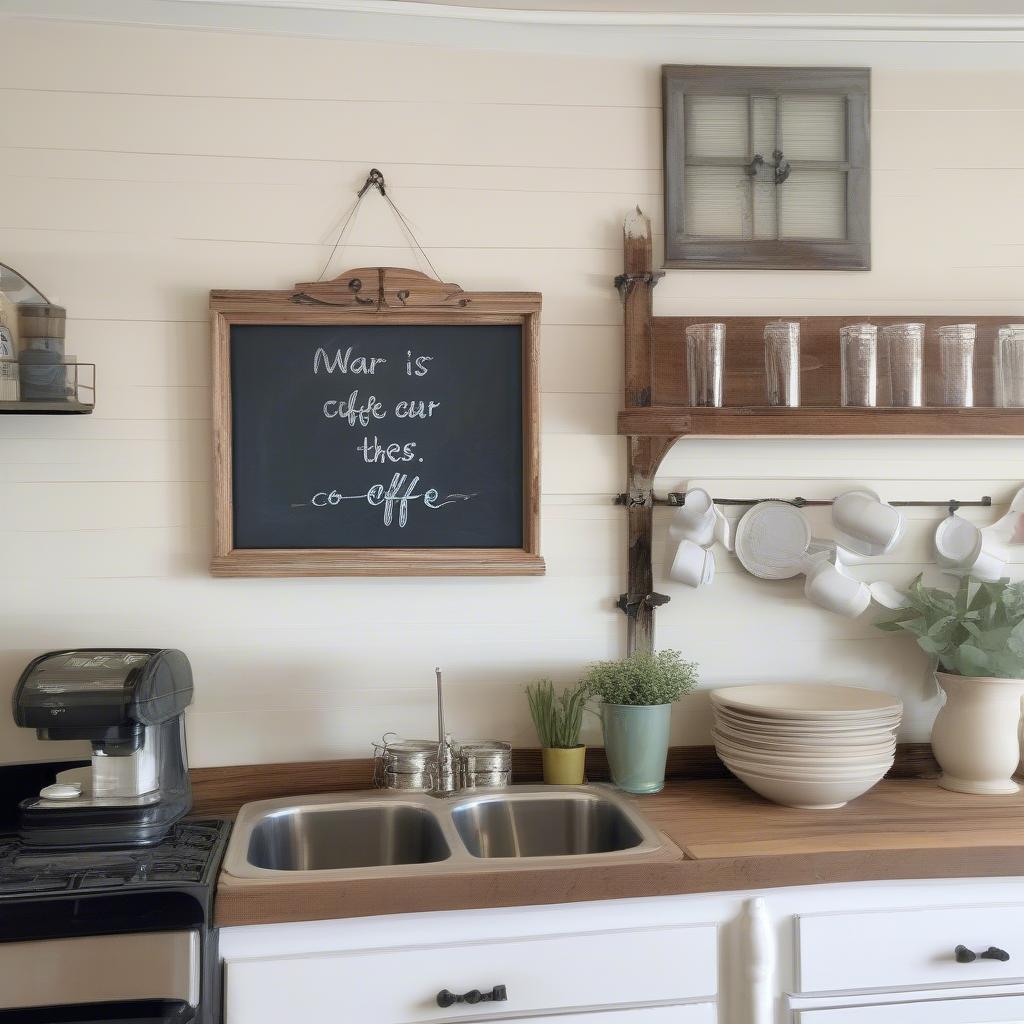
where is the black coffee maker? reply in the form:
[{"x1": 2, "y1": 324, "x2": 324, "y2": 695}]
[{"x1": 12, "y1": 649, "x2": 194, "y2": 847}]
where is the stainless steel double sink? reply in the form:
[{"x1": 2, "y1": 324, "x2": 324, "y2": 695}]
[{"x1": 222, "y1": 785, "x2": 665, "y2": 880}]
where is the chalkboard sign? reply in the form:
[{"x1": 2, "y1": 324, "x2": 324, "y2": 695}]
[{"x1": 211, "y1": 268, "x2": 543, "y2": 577}]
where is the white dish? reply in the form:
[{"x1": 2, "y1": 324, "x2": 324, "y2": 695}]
[
  {"x1": 712, "y1": 705, "x2": 901, "y2": 731},
  {"x1": 734, "y1": 501, "x2": 812, "y2": 580},
  {"x1": 710, "y1": 683, "x2": 902, "y2": 719},
  {"x1": 713, "y1": 726, "x2": 899, "y2": 752},
  {"x1": 713, "y1": 733, "x2": 895, "y2": 763},
  {"x1": 720, "y1": 753, "x2": 893, "y2": 779},
  {"x1": 712, "y1": 727, "x2": 896, "y2": 756},
  {"x1": 727, "y1": 764, "x2": 889, "y2": 809}
]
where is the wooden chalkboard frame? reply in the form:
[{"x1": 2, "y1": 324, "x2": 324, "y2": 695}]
[{"x1": 210, "y1": 267, "x2": 543, "y2": 577}]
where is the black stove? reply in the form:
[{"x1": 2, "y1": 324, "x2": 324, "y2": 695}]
[
  {"x1": 0, "y1": 820, "x2": 225, "y2": 897},
  {"x1": 0, "y1": 819, "x2": 230, "y2": 1024}
]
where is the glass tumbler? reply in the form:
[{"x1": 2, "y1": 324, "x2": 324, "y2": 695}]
[
  {"x1": 881, "y1": 322, "x2": 924, "y2": 408},
  {"x1": 996, "y1": 325, "x2": 1024, "y2": 408},
  {"x1": 938, "y1": 324, "x2": 976, "y2": 408},
  {"x1": 764, "y1": 320, "x2": 800, "y2": 407},
  {"x1": 686, "y1": 322, "x2": 725, "y2": 407},
  {"x1": 840, "y1": 323, "x2": 878, "y2": 407}
]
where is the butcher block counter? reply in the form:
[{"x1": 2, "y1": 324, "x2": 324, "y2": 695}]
[{"x1": 212, "y1": 776, "x2": 1024, "y2": 927}]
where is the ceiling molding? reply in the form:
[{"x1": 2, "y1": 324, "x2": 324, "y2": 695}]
[{"x1": 166, "y1": 0, "x2": 1024, "y2": 31}]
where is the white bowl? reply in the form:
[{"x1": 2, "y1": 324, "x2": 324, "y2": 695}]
[
  {"x1": 720, "y1": 753, "x2": 893, "y2": 780},
  {"x1": 713, "y1": 736, "x2": 895, "y2": 768},
  {"x1": 712, "y1": 716, "x2": 897, "y2": 741},
  {"x1": 712, "y1": 727, "x2": 896, "y2": 757},
  {"x1": 728, "y1": 764, "x2": 888, "y2": 809},
  {"x1": 711, "y1": 683, "x2": 902, "y2": 720},
  {"x1": 713, "y1": 707, "x2": 900, "y2": 732}
]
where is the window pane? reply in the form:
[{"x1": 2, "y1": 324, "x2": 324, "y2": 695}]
[
  {"x1": 751, "y1": 95, "x2": 776, "y2": 158},
  {"x1": 752, "y1": 181, "x2": 777, "y2": 239},
  {"x1": 779, "y1": 95, "x2": 846, "y2": 161},
  {"x1": 685, "y1": 166, "x2": 750, "y2": 238},
  {"x1": 778, "y1": 169, "x2": 846, "y2": 239},
  {"x1": 685, "y1": 95, "x2": 749, "y2": 158}
]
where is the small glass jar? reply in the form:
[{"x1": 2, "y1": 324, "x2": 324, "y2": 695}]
[
  {"x1": 881, "y1": 322, "x2": 925, "y2": 408},
  {"x1": 840, "y1": 323, "x2": 878, "y2": 407},
  {"x1": 764, "y1": 321, "x2": 800, "y2": 407},
  {"x1": 938, "y1": 324, "x2": 976, "y2": 408},
  {"x1": 996, "y1": 325, "x2": 1024, "y2": 408},
  {"x1": 685, "y1": 322, "x2": 725, "y2": 407}
]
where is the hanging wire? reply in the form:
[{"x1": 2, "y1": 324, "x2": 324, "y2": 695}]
[{"x1": 317, "y1": 168, "x2": 443, "y2": 284}]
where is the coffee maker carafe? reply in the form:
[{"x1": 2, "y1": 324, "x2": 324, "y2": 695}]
[{"x1": 12, "y1": 648, "x2": 194, "y2": 847}]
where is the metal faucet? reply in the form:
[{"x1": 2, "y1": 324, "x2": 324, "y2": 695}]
[{"x1": 432, "y1": 667, "x2": 457, "y2": 797}]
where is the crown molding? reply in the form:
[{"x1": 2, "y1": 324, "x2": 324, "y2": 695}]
[{"x1": 166, "y1": 0, "x2": 1024, "y2": 32}]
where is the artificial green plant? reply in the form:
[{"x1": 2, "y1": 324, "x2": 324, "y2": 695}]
[
  {"x1": 876, "y1": 575, "x2": 1024, "y2": 678},
  {"x1": 582, "y1": 649, "x2": 699, "y2": 706}
]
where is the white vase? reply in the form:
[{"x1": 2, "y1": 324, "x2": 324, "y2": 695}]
[{"x1": 933, "y1": 672, "x2": 1024, "y2": 795}]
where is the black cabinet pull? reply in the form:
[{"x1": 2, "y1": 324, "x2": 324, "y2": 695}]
[
  {"x1": 955, "y1": 944, "x2": 1010, "y2": 963},
  {"x1": 436, "y1": 985, "x2": 507, "y2": 1009},
  {"x1": 982, "y1": 946, "x2": 1011, "y2": 962}
]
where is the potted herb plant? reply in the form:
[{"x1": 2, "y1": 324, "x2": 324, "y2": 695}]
[
  {"x1": 582, "y1": 649, "x2": 699, "y2": 795},
  {"x1": 526, "y1": 680, "x2": 588, "y2": 785},
  {"x1": 877, "y1": 575, "x2": 1024, "y2": 795}
]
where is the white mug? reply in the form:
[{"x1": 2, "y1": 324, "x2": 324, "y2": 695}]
[
  {"x1": 670, "y1": 539, "x2": 715, "y2": 588},
  {"x1": 669, "y1": 489, "x2": 716, "y2": 547},
  {"x1": 934, "y1": 514, "x2": 1008, "y2": 582},
  {"x1": 832, "y1": 489, "x2": 905, "y2": 555},
  {"x1": 669, "y1": 489, "x2": 732, "y2": 551},
  {"x1": 804, "y1": 559, "x2": 872, "y2": 617}
]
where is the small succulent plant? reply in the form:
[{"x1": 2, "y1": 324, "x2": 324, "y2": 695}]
[{"x1": 876, "y1": 575, "x2": 1024, "y2": 678}]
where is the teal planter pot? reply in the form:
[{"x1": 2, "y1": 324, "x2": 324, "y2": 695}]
[{"x1": 600, "y1": 703, "x2": 672, "y2": 795}]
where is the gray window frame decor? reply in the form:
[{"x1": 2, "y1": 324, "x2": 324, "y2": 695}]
[{"x1": 662, "y1": 65, "x2": 870, "y2": 271}]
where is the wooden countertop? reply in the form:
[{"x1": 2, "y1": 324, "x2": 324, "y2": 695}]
[{"x1": 214, "y1": 777, "x2": 1024, "y2": 927}]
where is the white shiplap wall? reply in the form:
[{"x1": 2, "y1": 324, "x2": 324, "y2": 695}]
[{"x1": 1, "y1": 13, "x2": 1022, "y2": 767}]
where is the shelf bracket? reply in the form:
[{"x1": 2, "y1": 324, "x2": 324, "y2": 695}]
[
  {"x1": 616, "y1": 591, "x2": 671, "y2": 617},
  {"x1": 614, "y1": 270, "x2": 664, "y2": 303}
]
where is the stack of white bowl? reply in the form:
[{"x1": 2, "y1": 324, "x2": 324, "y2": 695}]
[{"x1": 711, "y1": 684, "x2": 902, "y2": 809}]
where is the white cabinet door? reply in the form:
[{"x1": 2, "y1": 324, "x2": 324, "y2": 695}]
[
  {"x1": 224, "y1": 924, "x2": 717, "y2": 1024},
  {"x1": 796, "y1": 993, "x2": 1024, "y2": 1024}
]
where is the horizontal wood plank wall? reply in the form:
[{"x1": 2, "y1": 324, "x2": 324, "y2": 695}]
[{"x1": 0, "y1": 16, "x2": 1022, "y2": 768}]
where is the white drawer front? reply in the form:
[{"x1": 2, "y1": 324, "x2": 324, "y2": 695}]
[
  {"x1": 795, "y1": 992, "x2": 1024, "y2": 1023},
  {"x1": 225, "y1": 923, "x2": 717, "y2": 1024},
  {"x1": 797, "y1": 902, "x2": 1024, "y2": 993}
]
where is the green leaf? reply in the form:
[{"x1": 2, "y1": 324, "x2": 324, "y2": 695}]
[
  {"x1": 956, "y1": 644, "x2": 995, "y2": 676},
  {"x1": 917, "y1": 635, "x2": 951, "y2": 656}
]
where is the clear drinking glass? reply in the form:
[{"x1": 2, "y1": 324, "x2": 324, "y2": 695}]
[
  {"x1": 685, "y1": 322, "x2": 725, "y2": 407},
  {"x1": 764, "y1": 320, "x2": 800, "y2": 407},
  {"x1": 840, "y1": 323, "x2": 877, "y2": 407},
  {"x1": 881, "y1": 322, "x2": 924, "y2": 408},
  {"x1": 938, "y1": 324, "x2": 976, "y2": 408},
  {"x1": 996, "y1": 325, "x2": 1024, "y2": 408}
]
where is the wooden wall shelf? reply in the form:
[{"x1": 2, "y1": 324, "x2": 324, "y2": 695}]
[
  {"x1": 618, "y1": 406, "x2": 1024, "y2": 438},
  {"x1": 615, "y1": 207, "x2": 1024, "y2": 655}
]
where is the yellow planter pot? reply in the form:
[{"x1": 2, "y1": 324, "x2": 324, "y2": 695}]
[{"x1": 541, "y1": 745, "x2": 586, "y2": 785}]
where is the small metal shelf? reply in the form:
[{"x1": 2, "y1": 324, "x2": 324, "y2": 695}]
[
  {"x1": 0, "y1": 399, "x2": 93, "y2": 415},
  {"x1": 0, "y1": 362, "x2": 95, "y2": 415}
]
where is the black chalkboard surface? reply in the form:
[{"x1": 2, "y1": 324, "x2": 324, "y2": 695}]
[{"x1": 230, "y1": 323, "x2": 524, "y2": 550}]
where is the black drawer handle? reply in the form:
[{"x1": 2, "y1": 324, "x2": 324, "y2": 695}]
[
  {"x1": 955, "y1": 945, "x2": 1010, "y2": 963},
  {"x1": 436, "y1": 985, "x2": 507, "y2": 1009}
]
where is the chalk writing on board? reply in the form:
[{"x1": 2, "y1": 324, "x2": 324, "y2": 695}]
[
  {"x1": 310, "y1": 345, "x2": 472, "y2": 528},
  {"x1": 229, "y1": 321, "x2": 524, "y2": 552}
]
